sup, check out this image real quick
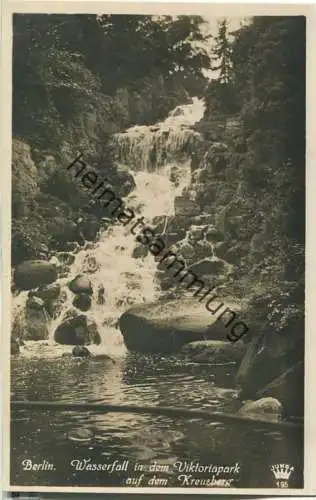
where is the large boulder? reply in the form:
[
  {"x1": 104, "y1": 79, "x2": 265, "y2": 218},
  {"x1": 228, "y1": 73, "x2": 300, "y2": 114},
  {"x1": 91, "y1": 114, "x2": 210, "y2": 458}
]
[
  {"x1": 170, "y1": 106, "x2": 185, "y2": 117},
  {"x1": 80, "y1": 217, "x2": 100, "y2": 242},
  {"x1": 68, "y1": 274, "x2": 93, "y2": 295},
  {"x1": 44, "y1": 289, "x2": 67, "y2": 319},
  {"x1": 120, "y1": 180, "x2": 136, "y2": 197},
  {"x1": 26, "y1": 296, "x2": 45, "y2": 311},
  {"x1": 72, "y1": 346, "x2": 91, "y2": 358},
  {"x1": 181, "y1": 340, "x2": 246, "y2": 364},
  {"x1": 49, "y1": 219, "x2": 79, "y2": 248},
  {"x1": 176, "y1": 241, "x2": 195, "y2": 260},
  {"x1": 13, "y1": 300, "x2": 49, "y2": 341},
  {"x1": 54, "y1": 313, "x2": 101, "y2": 345},
  {"x1": 205, "y1": 226, "x2": 225, "y2": 243},
  {"x1": 73, "y1": 293, "x2": 92, "y2": 312},
  {"x1": 24, "y1": 307, "x2": 49, "y2": 340},
  {"x1": 33, "y1": 283, "x2": 61, "y2": 302},
  {"x1": 207, "y1": 142, "x2": 229, "y2": 155},
  {"x1": 206, "y1": 142, "x2": 229, "y2": 171},
  {"x1": 116, "y1": 166, "x2": 136, "y2": 196},
  {"x1": 160, "y1": 276, "x2": 175, "y2": 291},
  {"x1": 238, "y1": 397, "x2": 283, "y2": 422},
  {"x1": 119, "y1": 299, "x2": 241, "y2": 354},
  {"x1": 189, "y1": 257, "x2": 229, "y2": 277},
  {"x1": 188, "y1": 225, "x2": 207, "y2": 242},
  {"x1": 194, "y1": 239, "x2": 213, "y2": 259},
  {"x1": 14, "y1": 260, "x2": 57, "y2": 290}
]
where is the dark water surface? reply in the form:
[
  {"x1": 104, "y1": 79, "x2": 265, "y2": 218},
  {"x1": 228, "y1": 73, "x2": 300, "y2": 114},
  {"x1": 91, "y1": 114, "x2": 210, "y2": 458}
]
[{"x1": 11, "y1": 354, "x2": 303, "y2": 488}]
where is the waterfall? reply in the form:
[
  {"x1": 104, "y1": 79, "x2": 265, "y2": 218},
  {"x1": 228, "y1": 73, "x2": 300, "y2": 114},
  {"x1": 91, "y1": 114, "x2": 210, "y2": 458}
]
[
  {"x1": 114, "y1": 97, "x2": 205, "y2": 171},
  {"x1": 12, "y1": 98, "x2": 205, "y2": 358}
]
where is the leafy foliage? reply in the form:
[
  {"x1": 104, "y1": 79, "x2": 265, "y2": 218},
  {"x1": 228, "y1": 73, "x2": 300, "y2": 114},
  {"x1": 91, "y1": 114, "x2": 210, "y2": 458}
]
[
  {"x1": 198, "y1": 16, "x2": 305, "y2": 337},
  {"x1": 12, "y1": 14, "x2": 211, "y2": 265},
  {"x1": 13, "y1": 14, "x2": 210, "y2": 148}
]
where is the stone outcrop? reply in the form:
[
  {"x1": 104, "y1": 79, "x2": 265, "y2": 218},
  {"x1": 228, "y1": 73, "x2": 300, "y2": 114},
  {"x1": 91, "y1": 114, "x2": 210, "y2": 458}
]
[
  {"x1": 174, "y1": 241, "x2": 195, "y2": 260},
  {"x1": 119, "y1": 299, "x2": 240, "y2": 354},
  {"x1": 181, "y1": 340, "x2": 246, "y2": 364},
  {"x1": 205, "y1": 225, "x2": 224, "y2": 242},
  {"x1": 12, "y1": 297, "x2": 49, "y2": 341},
  {"x1": 72, "y1": 293, "x2": 92, "y2": 311},
  {"x1": 26, "y1": 296, "x2": 45, "y2": 310},
  {"x1": 68, "y1": 274, "x2": 93, "y2": 295},
  {"x1": 187, "y1": 224, "x2": 207, "y2": 242},
  {"x1": 189, "y1": 257, "x2": 231, "y2": 278},
  {"x1": 33, "y1": 283, "x2": 61, "y2": 302},
  {"x1": 14, "y1": 260, "x2": 57, "y2": 290},
  {"x1": 238, "y1": 397, "x2": 283, "y2": 422},
  {"x1": 194, "y1": 239, "x2": 213, "y2": 259},
  {"x1": 80, "y1": 216, "x2": 101, "y2": 242},
  {"x1": 116, "y1": 165, "x2": 136, "y2": 196},
  {"x1": 54, "y1": 313, "x2": 101, "y2": 345},
  {"x1": 72, "y1": 346, "x2": 91, "y2": 357}
]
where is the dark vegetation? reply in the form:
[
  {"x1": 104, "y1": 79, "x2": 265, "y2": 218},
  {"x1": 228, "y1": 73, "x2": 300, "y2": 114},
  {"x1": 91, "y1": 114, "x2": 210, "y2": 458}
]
[
  {"x1": 12, "y1": 14, "x2": 210, "y2": 264},
  {"x1": 195, "y1": 17, "x2": 305, "y2": 340},
  {"x1": 12, "y1": 14, "x2": 305, "y2": 342}
]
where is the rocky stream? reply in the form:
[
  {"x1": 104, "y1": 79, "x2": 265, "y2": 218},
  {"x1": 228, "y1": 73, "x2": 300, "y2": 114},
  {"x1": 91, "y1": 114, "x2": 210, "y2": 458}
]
[{"x1": 11, "y1": 98, "x2": 304, "y2": 488}]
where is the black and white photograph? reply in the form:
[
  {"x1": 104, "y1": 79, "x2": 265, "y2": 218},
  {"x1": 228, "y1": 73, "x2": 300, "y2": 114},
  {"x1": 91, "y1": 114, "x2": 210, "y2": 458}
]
[{"x1": 2, "y1": 3, "x2": 313, "y2": 493}]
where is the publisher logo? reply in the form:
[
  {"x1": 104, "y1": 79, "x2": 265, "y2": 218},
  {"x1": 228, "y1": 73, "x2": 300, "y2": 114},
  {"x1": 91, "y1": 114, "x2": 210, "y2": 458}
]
[{"x1": 270, "y1": 463, "x2": 294, "y2": 488}]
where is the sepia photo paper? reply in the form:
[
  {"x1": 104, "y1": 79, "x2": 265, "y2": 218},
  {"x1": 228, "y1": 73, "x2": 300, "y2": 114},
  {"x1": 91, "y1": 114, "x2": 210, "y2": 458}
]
[{"x1": 1, "y1": 0, "x2": 316, "y2": 495}]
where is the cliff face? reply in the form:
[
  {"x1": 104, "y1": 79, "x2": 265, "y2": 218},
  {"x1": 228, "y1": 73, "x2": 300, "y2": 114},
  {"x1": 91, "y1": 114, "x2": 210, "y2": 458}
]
[{"x1": 188, "y1": 116, "x2": 304, "y2": 330}]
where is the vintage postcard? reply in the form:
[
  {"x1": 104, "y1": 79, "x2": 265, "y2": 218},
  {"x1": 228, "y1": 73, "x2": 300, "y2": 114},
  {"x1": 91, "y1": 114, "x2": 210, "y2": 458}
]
[{"x1": 1, "y1": 0, "x2": 315, "y2": 495}]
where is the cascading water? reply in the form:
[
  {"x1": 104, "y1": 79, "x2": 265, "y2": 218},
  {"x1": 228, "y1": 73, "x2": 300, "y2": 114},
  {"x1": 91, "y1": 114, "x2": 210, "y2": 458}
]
[
  {"x1": 11, "y1": 96, "x2": 299, "y2": 487},
  {"x1": 114, "y1": 97, "x2": 205, "y2": 171},
  {"x1": 12, "y1": 97, "x2": 205, "y2": 359}
]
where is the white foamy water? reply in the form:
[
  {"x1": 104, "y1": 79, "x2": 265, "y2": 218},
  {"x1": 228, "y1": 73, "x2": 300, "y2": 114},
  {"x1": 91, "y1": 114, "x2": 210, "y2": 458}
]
[
  {"x1": 126, "y1": 97, "x2": 205, "y2": 134},
  {"x1": 12, "y1": 98, "x2": 205, "y2": 359},
  {"x1": 114, "y1": 97, "x2": 205, "y2": 171}
]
